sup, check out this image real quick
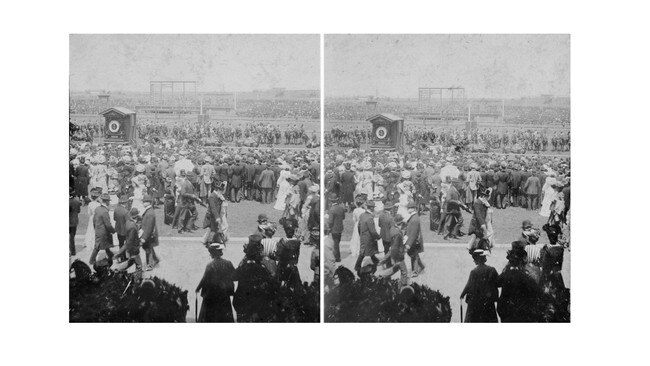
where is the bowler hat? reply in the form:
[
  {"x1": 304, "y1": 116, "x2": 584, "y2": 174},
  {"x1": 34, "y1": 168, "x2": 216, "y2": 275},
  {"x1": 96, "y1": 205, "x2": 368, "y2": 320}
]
[{"x1": 407, "y1": 201, "x2": 417, "y2": 209}]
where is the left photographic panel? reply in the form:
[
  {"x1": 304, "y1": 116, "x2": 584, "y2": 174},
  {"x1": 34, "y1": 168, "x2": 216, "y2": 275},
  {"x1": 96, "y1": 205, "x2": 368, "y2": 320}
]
[{"x1": 69, "y1": 34, "x2": 321, "y2": 323}]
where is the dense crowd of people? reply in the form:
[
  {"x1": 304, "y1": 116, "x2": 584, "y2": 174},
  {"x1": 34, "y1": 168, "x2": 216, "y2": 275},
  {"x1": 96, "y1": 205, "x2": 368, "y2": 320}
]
[
  {"x1": 70, "y1": 98, "x2": 319, "y2": 119},
  {"x1": 70, "y1": 119, "x2": 319, "y2": 147},
  {"x1": 325, "y1": 100, "x2": 570, "y2": 126},
  {"x1": 327, "y1": 125, "x2": 570, "y2": 152},
  {"x1": 323, "y1": 146, "x2": 570, "y2": 322},
  {"x1": 69, "y1": 136, "x2": 321, "y2": 322}
]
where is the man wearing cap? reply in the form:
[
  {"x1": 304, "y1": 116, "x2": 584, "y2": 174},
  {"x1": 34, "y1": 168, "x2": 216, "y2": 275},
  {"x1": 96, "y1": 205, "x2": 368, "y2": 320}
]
[
  {"x1": 377, "y1": 214, "x2": 408, "y2": 286},
  {"x1": 113, "y1": 195, "x2": 130, "y2": 262},
  {"x1": 405, "y1": 201, "x2": 426, "y2": 276},
  {"x1": 141, "y1": 195, "x2": 160, "y2": 270},
  {"x1": 327, "y1": 193, "x2": 346, "y2": 262},
  {"x1": 89, "y1": 193, "x2": 115, "y2": 266},
  {"x1": 114, "y1": 208, "x2": 143, "y2": 278},
  {"x1": 258, "y1": 163, "x2": 276, "y2": 204},
  {"x1": 354, "y1": 200, "x2": 381, "y2": 275},
  {"x1": 178, "y1": 171, "x2": 199, "y2": 233}
]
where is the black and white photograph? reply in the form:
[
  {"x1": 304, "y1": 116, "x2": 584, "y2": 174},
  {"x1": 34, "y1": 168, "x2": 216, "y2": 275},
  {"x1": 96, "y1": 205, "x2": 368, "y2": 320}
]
[
  {"x1": 68, "y1": 34, "x2": 320, "y2": 322},
  {"x1": 323, "y1": 34, "x2": 570, "y2": 322}
]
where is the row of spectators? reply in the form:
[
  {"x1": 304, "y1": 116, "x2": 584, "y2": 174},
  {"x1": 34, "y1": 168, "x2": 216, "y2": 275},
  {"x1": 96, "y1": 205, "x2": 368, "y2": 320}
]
[
  {"x1": 70, "y1": 98, "x2": 319, "y2": 119},
  {"x1": 324, "y1": 101, "x2": 570, "y2": 126}
]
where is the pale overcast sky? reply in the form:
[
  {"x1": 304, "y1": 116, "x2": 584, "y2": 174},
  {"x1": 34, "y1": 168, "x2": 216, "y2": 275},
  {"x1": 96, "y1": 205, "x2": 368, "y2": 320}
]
[
  {"x1": 70, "y1": 34, "x2": 319, "y2": 92},
  {"x1": 325, "y1": 34, "x2": 569, "y2": 99}
]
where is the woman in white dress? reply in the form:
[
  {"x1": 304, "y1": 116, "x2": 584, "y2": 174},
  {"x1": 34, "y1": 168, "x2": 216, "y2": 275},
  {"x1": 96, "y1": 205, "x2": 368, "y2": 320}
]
[
  {"x1": 90, "y1": 155, "x2": 109, "y2": 194},
  {"x1": 84, "y1": 190, "x2": 101, "y2": 248},
  {"x1": 540, "y1": 173, "x2": 558, "y2": 217},
  {"x1": 396, "y1": 182, "x2": 413, "y2": 219},
  {"x1": 130, "y1": 165, "x2": 149, "y2": 214},
  {"x1": 273, "y1": 166, "x2": 292, "y2": 211},
  {"x1": 348, "y1": 196, "x2": 366, "y2": 260}
]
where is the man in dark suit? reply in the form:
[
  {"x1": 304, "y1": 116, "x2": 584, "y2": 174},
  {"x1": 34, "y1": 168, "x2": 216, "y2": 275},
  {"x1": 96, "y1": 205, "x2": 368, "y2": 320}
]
[
  {"x1": 509, "y1": 165, "x2": 522, "y2": 208},
  {"x1": 519, "y1": 167, "x2": 530, "y2": 208},
  {"x1": 327, "y1": 193, "x2": 346, "y2": 262},
  {"x1": 523, "y1": 170, "x2": 541, "y2": 211},
  {"x1": 115, "y1": 207, "x2": 143, "y2": 277},
  {"x1": 141, "y1": 195, "x2": 160, "y2": 271},
  {"x1": 354, "y1": 200, "x2": 381, "y2": 275},
  {"x1": 377, "y1": 201, "x2": 395, "y2": 256},
  {"x1": 340, "y1": 164, "x2": 356, "y2": 211},
  {"x1": 89, "y1": 193, "x2": 116, "y2": 265},
  {"x1": 113, "y1": 195, "x2": 130, "y2": 261},
  {"x1": 179, "y1": 172, "x2": 199, "y2": 233},
  {"x1": 297, "y1": 171, "x2": 312, "y2": 208},
  {"x1": 405, "y1": 201, "x2": 426, "y2": 277},
  {"x1": 496, "y1": 165, "x2": 510, "y2": 209},
  {"x1": 258, "y1": 164, "x2": 276, "y2": 204},
  {"x1": 69, "y1": 187, "x2": 81, "y2": 256},
  {"x1": 271, "y1": 161, "x2": 282, "y2": 202},
  {"x1": 244, "y1": 159, "x2": 256, "y2": 201},
  {"x1": 253, "y1": 160, "x2": 265, "y2": 202},
  {"x1": 441, "y1": 181, "x2": 464, "y2": 239},
  {"x1": 378, "y1": 214, "x2": 408, "y2": 286},
  {"x1": 229, "y1": 157, "x2": 244, "y2": 203}
]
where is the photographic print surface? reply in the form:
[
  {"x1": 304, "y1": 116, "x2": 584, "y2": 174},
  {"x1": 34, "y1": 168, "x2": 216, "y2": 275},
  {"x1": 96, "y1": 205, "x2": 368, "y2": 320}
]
[
  {"x1": 69, "y1": 34, "x2": 321, "y2": 322},
  {"x1": 323, "y1": 34, "x2": 570, "y2": 322}
]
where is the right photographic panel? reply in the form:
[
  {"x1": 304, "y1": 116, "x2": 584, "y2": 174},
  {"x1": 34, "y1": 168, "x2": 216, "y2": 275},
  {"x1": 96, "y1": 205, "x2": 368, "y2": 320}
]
[{"x1": 323, "y1": 34, "x2": 570, "y2": 323}]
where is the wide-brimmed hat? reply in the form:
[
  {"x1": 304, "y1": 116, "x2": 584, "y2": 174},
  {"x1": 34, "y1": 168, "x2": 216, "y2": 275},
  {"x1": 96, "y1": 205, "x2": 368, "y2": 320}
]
[
  {"x1": 209, "y1": 243, "x2": 225, "y2": 250},
  {"x1": 394, "y1": 214, "x2": 406, "y2": 225},
  {"x1": 257, "y1": 213, "x2": 269, "y2": 223},
  {"x1": 118, "y1": 195, "x2": 130, "y2": 204}
]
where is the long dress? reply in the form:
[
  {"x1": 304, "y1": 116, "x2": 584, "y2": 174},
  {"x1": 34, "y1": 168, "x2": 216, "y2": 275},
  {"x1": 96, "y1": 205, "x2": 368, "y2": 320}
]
[
  {"x1": 90, "y1": 164, "x2": 108, "y2": 193},
  {"x1": 397, "y1": 191, "x2": 411, "y2": 219},
  {"x1": 539, "y1": 177, "x2": 558, "y2": 217},
  {"x1": 131, "y1": 175, "x2": 148, "y2": 214},
  {"x1": 349, "y1": 207, "x2": 364, "y2": 258},
  {"x1": 197, "y1": 257, "x2": 236, "y2": 323},
  {"x1": 273, "y1": 170, "x2": 291, "y2": 211},
  {"x1": 84, "y1": 201, "x2": 100, "y2": 247}
]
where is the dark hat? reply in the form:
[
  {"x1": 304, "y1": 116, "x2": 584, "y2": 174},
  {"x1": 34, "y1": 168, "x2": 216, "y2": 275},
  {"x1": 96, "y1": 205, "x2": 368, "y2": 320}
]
[
  {"x1": 248, "y1": 233, "x2": 263, "y2": 245},
  {"x1": 100, "y1": 193, "x2": 111, "y2": 202},
  {"x1": 407, "y1": 201, "x2": 417, "y2": 209},
  {"x1": 129, "y1": 207, "x2": 140, "y2": 218},
  {"x1": 521, "y1": 220, "x2": 533, "y2": 230},
  {"x1": 366, "y1": 200, "x2": 376, "y2": 208},
  {"x1": 119, "y1": 195, "x2": 130, "y2": 204},
  {"x1": 143, "y1": 194, "x2": 153, "y2": 203},
  {"x1": 394, "y1": 214, "x2": 405, "y2": 225},
  {"x1": 257, "y1": 213, "x2": 269, "y2": 223},
  {"x1": 329, "y1": 192, "x2": 340, "y2": 202}
]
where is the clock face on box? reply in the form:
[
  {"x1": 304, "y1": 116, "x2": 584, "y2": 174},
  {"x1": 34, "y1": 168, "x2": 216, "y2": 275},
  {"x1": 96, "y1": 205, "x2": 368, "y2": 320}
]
[
  {"x1": 108, "y1": 120, "x2": 121, "y2": 133},
  {"x1": 375, "y1": 126, "x2": 388, "y2": 139}
]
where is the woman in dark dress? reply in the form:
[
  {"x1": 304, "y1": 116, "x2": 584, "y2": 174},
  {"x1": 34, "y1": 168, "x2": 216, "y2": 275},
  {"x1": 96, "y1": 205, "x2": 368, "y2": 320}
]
[
  {"x1": 75, "y1": 156, "x2": 90, "y2": 201},
  {"x1": 460, "y1": 249, "x2": 499, "y2": 322},
  {"x1": 196, "y1": 243, "x2": 236, "y2": 322},
  {"x1": 497, "y1": 244, "x2": 541, "y2": 322}
]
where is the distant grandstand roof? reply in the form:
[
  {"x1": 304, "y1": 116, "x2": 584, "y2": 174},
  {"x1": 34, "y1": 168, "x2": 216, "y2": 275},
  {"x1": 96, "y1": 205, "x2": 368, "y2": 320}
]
[
  {"x1": 99, "y1": 107, "x2": 136, "y2": 116},
  {"x1": 366, "y1": 113, "x2": 403, "y2": 122}
]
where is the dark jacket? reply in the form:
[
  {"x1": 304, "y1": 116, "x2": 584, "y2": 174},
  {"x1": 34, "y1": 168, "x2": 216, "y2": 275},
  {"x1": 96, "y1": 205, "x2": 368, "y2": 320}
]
[
  {"x1": 460, "y1": 264, "x2": 499, "y2": 322},
  {"x1": 405, "y1": 213, "x2": 424, "y2": 254},
  {"x1": 69, "y1": 197, "x2": 81, "y2": 227},
  {"x1": 358, "y1": 211, "x2": 380, "y2": 257},
  {"x1": 140, "y1": 206, "x2": 159, "y2": 248},
  {"x1": 328, "y1": 203, "x2": 346, "y2": 234},
  {"x1": 378, "y1": 211, "x2": 394, "y2": 244},
  {"x1": 93, "y1": 205, "x2": 115, "y2": 250},
  {"x1": 496, "y1": 171, "x2": 510, "y2": 194},
  {"x1": 388, "y1": 226, "x2": 405, "y2": 262},
  {"x1": 113, "y1": 204, "x2": 129, "y2": 236},
  {"x1": 258, "y1": 169, "x2": 275, "y2": 189},
  {"x1": 230, "y1": 164, "x2": 244, "y2": 188}
]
